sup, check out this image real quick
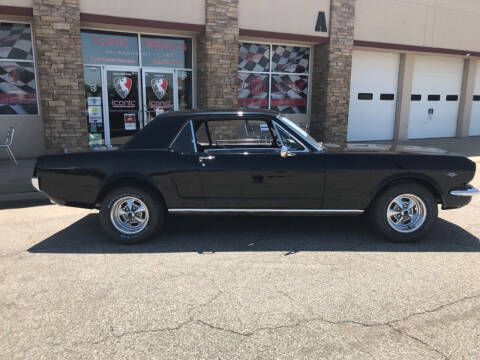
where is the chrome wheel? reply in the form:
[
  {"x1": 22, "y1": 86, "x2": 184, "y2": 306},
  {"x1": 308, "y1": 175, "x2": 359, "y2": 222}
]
[
  {"x1": 386, "y1": 194, "x2": 426, "y2": 233},
  {"x1": 110, "y1": 196, "x2": 149, "y2": 235}
]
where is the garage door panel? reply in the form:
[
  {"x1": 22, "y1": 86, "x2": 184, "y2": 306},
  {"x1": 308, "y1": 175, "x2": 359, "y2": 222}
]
[
  {"x1": 469, "y1": 62, "x2": 480, "y2": 136},
  {"x1": 347, "y1": 51, "x2": 399, "y2": 142},
  {"x1": 408, "y1": 55, "x2": 463, "y2": 139}
]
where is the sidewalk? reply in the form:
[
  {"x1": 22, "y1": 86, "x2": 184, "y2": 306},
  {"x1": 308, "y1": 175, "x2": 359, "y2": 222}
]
[{"x1": 0, "y1": 137, "x2": 479, "y2": 208}]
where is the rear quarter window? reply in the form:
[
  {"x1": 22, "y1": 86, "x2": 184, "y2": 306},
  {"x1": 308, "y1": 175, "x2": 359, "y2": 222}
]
[{"x1": 170, "y1": 122, "x2": 195, "y2": 153}]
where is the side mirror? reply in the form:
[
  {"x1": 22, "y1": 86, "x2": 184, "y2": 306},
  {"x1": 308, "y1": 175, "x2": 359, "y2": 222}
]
[{"x1": 280, "y1": 145, "x2": 296, "y2": 158}]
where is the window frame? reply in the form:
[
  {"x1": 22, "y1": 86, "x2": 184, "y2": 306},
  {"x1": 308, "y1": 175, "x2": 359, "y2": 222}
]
[
  {"x1": 238, "y1": 41, "x2": 312, "y2": 115},
  {"x1": 168, "y1": 120, "x2": 197, "y2": 153},
  {"x1": 0, "y1": 21, "x2": 40, "y2": 116},
  {"x1": 186, "y1": 117, "x2": 311, "y2": 154},
  {"x1": 272, "y1": 121, "x2": 309, "y2": 153}
]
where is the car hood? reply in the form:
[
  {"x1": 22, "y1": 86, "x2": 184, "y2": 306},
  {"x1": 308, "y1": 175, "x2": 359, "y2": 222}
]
[{"x1": 323, "y1": 143, "x2": 464, "y2": 157}]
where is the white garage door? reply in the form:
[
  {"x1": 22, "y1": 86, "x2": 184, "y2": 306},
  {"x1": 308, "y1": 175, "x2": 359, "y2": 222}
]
[
  {"x1": 469, "y1": 62, "x2": 480, "y2": 136},
  {"x1": 408, "y1": 55, "x2": 463, "y2": 139},
  {"x1": 347, "y1": 50, "x2": 399, "y2": 142}
]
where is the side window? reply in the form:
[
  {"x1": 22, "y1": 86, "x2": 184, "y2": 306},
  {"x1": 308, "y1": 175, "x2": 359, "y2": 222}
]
[
  {"x1": 195, "y1": 119, "x2": 275, "y2": 150},
  {"x1": 275, "y1": 125, "x2": 305, "y2": 151},
  {"x1": 196, "y1": 122, "x2": 210, "y2": 146},
  {"x1": 170, "y1": 122, "x2": 195, "y2": 153},
  {"x1": 208, "y1": 119, "x2": 273, "y2": 144}
]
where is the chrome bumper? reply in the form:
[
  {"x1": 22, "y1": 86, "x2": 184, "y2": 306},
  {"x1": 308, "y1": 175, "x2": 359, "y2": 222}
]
[
  {"x1": 450, "y1": 185, "x2": 479, "y2": 197},
  {"x1": 31, "y1": 177, "x2": 39, "y2": 192}
]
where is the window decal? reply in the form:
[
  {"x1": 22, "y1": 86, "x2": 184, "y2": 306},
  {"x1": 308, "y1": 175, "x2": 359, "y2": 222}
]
[
  {"x1": 238, "y1": 42, "x2": 310, "y2": 114},
  {"x1": 238, "y1": 43, "x2": 270, "y2": 72},
  {"x1": 0, "y1": 23, "x2": 33, "y2": 60},
  {"x1": 270, "y1": 74, "x2": 308, "y2": 114},
  {"x1": 81, "y1": 30, "x2": 139, "y2": 66},
  {"x1": 141, "y1": 35, "x2": 192, "y2": 69},
  {"x1": 271, "y1": 45, "x2": 309, "y2": 73},
  {"x1": 0, "y1": 61, "x2": 37, "y2": 115},
  {"x1": 238, "y1": 73, "x2": 269, "y2": 109}
]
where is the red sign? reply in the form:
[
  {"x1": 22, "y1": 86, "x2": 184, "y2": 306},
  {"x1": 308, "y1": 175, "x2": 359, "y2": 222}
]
[{"x1": 124, "y1": 113, "x2": 136, "y2": 130}]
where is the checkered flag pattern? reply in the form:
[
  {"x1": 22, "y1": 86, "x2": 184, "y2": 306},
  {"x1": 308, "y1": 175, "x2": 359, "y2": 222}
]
[
  {"x1": 238, "y1": 43, "x2": 270, "y2": 72},
  {"x1": 238, "y1": 73, "x2": 269, "y2": 109},
  {"x1": 0, "y1": 62, "x2": 38, "y2": 115},
  {"x1": 271, "y1": 45, "x2": 309, "y2": 73},
  {"x1": 270, "y1": 74, "x2": 308, "y2": 114},
  {"x1": 0, "y1": 23, "x2": 33, "y2": 60}
]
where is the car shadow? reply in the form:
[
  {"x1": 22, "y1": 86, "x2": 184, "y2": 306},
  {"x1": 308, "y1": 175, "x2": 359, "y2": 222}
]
[{"x1": 28, "y1": 213, "x2": 480, "y2": 254}]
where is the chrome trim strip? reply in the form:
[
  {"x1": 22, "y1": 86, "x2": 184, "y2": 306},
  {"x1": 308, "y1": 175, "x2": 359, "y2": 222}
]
[
  {"x1": 31, "y1": 177, "x2": 39, "y2": 192},
  {"x1": 450, "y1": 186, "x2": 479, "y2": 196},
  {"x1": 189, "y1": 120, "x2": 198, "y2": 153},
  {"x1": 168, "y1": 208, "x2": 364, "y2": 214}
]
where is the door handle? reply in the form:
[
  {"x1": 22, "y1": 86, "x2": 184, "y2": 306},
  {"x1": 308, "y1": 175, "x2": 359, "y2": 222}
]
[{"x1": 198, "y1": 155, "x2": 215, "y2": 162}]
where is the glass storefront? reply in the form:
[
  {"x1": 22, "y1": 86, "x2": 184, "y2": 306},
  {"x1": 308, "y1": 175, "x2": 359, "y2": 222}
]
[
  {"x1": 83, "y1": 66, "x2": 104, "y2": 146},
  {"x1": 81, "y1": 30, "x2": 193, "y2": 148}
]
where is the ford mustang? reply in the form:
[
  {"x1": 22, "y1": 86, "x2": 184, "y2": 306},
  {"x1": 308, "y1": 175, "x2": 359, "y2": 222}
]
[{"x1": 32, "y1": 110, "x2": 478, "y2": 244}]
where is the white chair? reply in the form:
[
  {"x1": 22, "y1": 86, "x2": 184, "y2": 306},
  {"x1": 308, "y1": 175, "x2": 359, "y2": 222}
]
[{"x1": 1, "y1": 127, "x2": 17, "y2": 165}]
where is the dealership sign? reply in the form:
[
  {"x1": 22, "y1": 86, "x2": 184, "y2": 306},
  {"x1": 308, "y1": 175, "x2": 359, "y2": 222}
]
[
  {"x1": 81, "y1": 31, "x2": 139, "y2": 66},
  {"x1": 141, "y1": 36, "x2": 191, "y2": 68},
  {"x1": 108, "y1": 71, "x2": 138, "y2": 110}
]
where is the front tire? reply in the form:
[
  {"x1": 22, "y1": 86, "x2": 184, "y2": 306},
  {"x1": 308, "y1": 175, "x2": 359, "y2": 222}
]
[
  {"x1": 369, "y1": 182, "x2": 438, "y2": 242},
  {"x1": 99, "y1": 186, "x2": 164, "y2": 244}
]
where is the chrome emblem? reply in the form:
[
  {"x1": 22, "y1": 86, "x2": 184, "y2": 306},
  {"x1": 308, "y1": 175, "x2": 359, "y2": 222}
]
[{"x1": 446, "y1": 172, "x2": 458, "y2": 178}]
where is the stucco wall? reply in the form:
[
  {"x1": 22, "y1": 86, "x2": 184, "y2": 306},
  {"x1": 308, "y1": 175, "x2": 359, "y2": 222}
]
[
  {"x1": 239, "y1": 0, "x2": 330, "y2": 36},
  {"x1": 0, "y1": 0, "x2": 32, "y2": 6},
  {"x1": 79, "y1": 0, "x2": 205, "y2": 25},
  {"x1": 0, "y1": 116, "x2": 45, "y2": 160},
  {"x1": 355, "y1": 0, "x2": 480, "y2": 52}
]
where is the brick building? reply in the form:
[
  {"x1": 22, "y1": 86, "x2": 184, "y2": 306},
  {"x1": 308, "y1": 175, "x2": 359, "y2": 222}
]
[{"x1": 0, "y1": 0, "x2": 480, "y2": 158}]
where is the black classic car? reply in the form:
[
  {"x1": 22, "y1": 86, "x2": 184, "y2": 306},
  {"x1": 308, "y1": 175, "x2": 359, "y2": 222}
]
[{"x1": 32, "y1": 110, "x2": 478, "y2": 244}]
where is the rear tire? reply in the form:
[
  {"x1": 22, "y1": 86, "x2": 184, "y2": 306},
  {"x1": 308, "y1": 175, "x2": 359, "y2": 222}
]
[
  {"x1": 369, "y1": 182, "x2": 438, "y2": 242},
  {"x1": 99, "y1": 186, "x2": 164, "y2": 244}
]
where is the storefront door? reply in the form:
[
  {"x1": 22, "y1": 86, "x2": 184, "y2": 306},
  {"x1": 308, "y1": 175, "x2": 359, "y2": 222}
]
[
  {"x1": 142, "y1": 69, "x2": 178, "y2": 125},
  {"x1": 104, "y1": 67, "x2": 142, "y2": 148}
]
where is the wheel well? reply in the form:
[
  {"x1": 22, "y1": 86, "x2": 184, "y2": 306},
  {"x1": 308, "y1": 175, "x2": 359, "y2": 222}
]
[
  {"x1": 95, "y1": 177, "x2": 165, "y2": 208},
  {"x1": 369, "y1": 177, "x2": 443, "y2": 209}
]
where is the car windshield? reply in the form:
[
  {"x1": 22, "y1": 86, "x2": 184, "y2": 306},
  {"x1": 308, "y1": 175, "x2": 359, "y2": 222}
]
[{"x1": 277, "y1": 116, "x2": 324, "y2": 152}]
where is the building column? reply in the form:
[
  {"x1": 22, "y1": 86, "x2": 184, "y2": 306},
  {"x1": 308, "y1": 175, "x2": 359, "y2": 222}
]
[
  {"x1": 197, "y1": 0, "x2": 239, "y2": 109},
  {"x1": 33, "y1": 0, "x2": 87, "y2": 153},
  {"x1": 394, "y1": 53, "x2": 415, "y2": 141},
  {"x1": 456, "y1": 58, "x2": 478, "y2": 137},
  {"x1": 310, "y1": 0, "x2": 356, "y2": 144}
]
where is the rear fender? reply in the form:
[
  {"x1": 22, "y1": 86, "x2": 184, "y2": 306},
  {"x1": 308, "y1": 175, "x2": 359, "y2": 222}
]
[{"x1": 95, "y1": 173, "x2": 162, "y2": 207}]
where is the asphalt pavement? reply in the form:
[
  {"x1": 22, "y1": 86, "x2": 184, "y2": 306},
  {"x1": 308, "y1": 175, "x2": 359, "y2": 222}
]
[{"x1": 0, "y1": 172, "x2": 479, "y2": 359}]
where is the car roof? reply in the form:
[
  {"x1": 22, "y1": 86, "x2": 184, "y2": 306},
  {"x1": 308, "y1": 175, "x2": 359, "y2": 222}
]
[
  {"x1": 122, "y1": 109, "x2": 281, "y2": 150},
  {"x1": 155, "y1": 109, "x2": 280, "y2": 119}
]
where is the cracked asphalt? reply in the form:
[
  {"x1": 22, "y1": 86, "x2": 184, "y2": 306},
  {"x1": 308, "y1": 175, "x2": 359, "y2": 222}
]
[{"x1": 1, "y1": 172, "x2": 479, "y2": 359}]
